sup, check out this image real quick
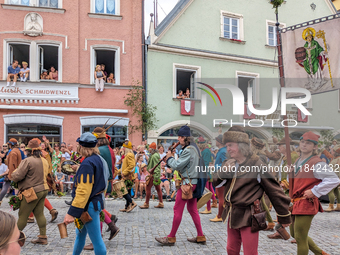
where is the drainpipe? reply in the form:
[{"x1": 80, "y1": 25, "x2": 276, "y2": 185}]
[{"x1": 142, "y1": 0, "x2": 147, "y2": 141}]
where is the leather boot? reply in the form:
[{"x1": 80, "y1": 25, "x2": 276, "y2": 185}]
[
  {"x1": 267, "y1": 232, "x2": 283, "y2": 239},
  {"x1": 210, "y1": 215, "x2": 222, "y2": 222},
  {"x1": 187, "y1": 236, "x2": 206, "y2": 244},
  {"x1": 324, "y1": 204, "x2": 334, "y2": 212},
  {"x1": 264, "y1": 222, "x2": 275, "y2": 231},
  {"x1": 107, "y1": 221, "x2": 120, "y2": 240},
  {"x1": 211, "y1": 200, "x2": 218, "y2": 208},
  {"x1": 155, "y1": 236, "x2": 176, "y2": 246},
  {"x1": 200, "y1": 207, "x2": 211, "y2": 214},
  {"x1": 83, "y1": 243, "x2": 94, "y2": 250},
  {"x1": 27, "y1": 217, "x2": 35, "y2": 223},
  {"x1": 126, "y1": 201, "x2": 137, "y2": 213},
  {"x1": 139, "y1": 203, "x2": 149, "y2": 209},
  {"x1": 49, "y1": 208, "x2": 58, "y2": 223},
  {"x1": 154, "y1": 202, "x2": 164, "y2": 208},
  {"x1": 111, "y1": 214, "x2": 118, "y2": 223},
  {"x1": 119, "y1": 208, "x2": 127, "y2": 212},
  {"x1": 335, "y1": 204, "x2": 340, "y2": 211},
  {"x1": 31, "y1": 235, "x2": 48, "y2": 245}
]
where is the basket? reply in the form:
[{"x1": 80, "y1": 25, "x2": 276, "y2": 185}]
[{"x1": 112, "y1": 180, "x2": 128, "y2": 197}]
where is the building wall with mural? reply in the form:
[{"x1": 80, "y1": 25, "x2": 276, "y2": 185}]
[{"x1": 147, "y1": 0, "x2": 338, "y2": 145}]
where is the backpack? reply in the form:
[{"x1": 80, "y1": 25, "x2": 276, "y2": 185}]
[{"x1": 190, "y1": 143, "x2": 208, "y2": 199}]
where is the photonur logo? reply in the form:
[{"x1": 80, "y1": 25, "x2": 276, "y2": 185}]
[
  {"x1": 197, "y1": 82, "x2": 223, "y2": 115},
  {"x1": 197, "y1": 82, "x2": 312, "y2": 117}
]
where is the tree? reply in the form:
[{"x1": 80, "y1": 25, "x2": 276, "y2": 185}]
[
  {"x1": 272, "y1": 128, "x2": 284, "y2": 141},
  {"x1": 319, "y1": 130, "x2": 335, "y2": 147},
  {"x1": 124, "y1": 82, "x2": 158, "y2": 137}
]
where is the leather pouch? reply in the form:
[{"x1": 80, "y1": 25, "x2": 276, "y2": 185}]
[
  {"x1": 21, "y1": 187, "x2": 38, "y2": 203},
  {"x1": 80, "y1": 211, "x2": 93, "y2": 224},
  {"x1": 181, "y1": 183, "x2": 193, "y2": 200},
  {"x1": 251, "y1": 199, "x2": 267, "y2": 233}
]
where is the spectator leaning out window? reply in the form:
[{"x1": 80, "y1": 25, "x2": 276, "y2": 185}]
[
  {"x1": 7, "y1": 60, "x2": 20, "y2": 87},
  {"x1": 94, "y1": 65, "x2": 105, "y2": 92}
]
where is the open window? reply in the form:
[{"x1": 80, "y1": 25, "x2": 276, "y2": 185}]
[
  {"x1": 237, "y1": 71, "x2": 260, "y2": 105},
  {"x1": 93, "y1": 49, "x2": 117, "y2": 84},
  {"x1": 8, "y1": 43, "x2": 30, "y2": 71},
  {"x1": 38, "y1": 45, "x2": 59, "y2": 81},
  {"x1": 6, "y1": 0, "x2": 62, "y2": 8},
  {"x1": 175, "y1": 69, "x2": 196, "y2": 99}
]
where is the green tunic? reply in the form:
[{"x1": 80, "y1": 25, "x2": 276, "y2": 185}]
[{"x1": 147, "y1": 152, "x2": 161, "y2": 181}]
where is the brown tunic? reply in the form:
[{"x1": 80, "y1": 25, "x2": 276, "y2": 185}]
[
  {"x1": 11, "y1": 156, "x2": 49, "y2": 193},
  {"x1": 7, "y1": 147, "x2": 22, "y2": 179},
  {"x1": 217, "y1": 153, "x2": 291, "y2": 229}
]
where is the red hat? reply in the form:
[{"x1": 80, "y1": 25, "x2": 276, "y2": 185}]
[
  {"x1": 149, "y1": 142, "x2": 157, "y2": 150},
  {"x1": 198, "y1": 136, "x2": 206, "y2": 144},
  {"x1": 300, "y1": 131, "x2": 320, "y2": 145}
]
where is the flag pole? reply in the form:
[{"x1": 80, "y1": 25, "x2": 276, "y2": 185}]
[{"x1": 273, "y1": 1, "x2": 292, "y2": 167}]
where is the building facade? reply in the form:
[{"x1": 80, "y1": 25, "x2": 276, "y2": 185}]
[
  {"x1": 0, "y1": 0, "x2": 143, "y2": 147},
  {"x1": 146, "y1": 0, "x2": 338, "y2": 145}
]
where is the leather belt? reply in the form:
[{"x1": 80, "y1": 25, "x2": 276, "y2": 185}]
[{"x1": 291, "y1": 197, "x2": 306, "y2": 203}]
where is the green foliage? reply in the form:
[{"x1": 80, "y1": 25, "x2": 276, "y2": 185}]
[
  {"x1": 100, "y1": 211, "x2": 105, "y2": 222},
  {"x1": 124, "y1": 81, "x2": 158, "y2": 136},
  {"x1": 153, "y1": 178, "x2": 161, "y2": 186},
  {"x1": 272, "y1": 128, "x2": 284, "y2": 141},
  {"x1": 269, "y1": 0, "x2": 285, "y2": 14},
  {"x1": 9, "y1": 196, "x2": 21, "y2": 211},
  {"x1": 319, "y1": 130, "x2": 335, "y2": 147}
]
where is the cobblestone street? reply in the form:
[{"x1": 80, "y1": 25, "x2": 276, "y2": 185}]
[{"x1": 1, "y1": 196, "x2": 339, "y2": 255}]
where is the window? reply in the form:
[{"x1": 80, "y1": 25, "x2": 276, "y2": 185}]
[
  {"x1": 92, "y1": 0, "x2": 119, "y2": 15},
  {"x1": 223, "y1": 17, "x2": 239, "y2": 39},
  {"x1": 95, "y1": 50, "x2": 116, "y2": 83},
  {"x1": 7, "y1": 124, "x2": 61, "y2": 146},
  {"x1": 4, "y1": 41, "x2": 62, "y2": 82},
  {"x1": 236, "y1": 71, "x2": 260, "y2": 104},
  {"x1": 220, "y1": 11, "x2": 244, "y2": 41},
  {"x1": 176, "y1": 69, "x2": 196, "y2": 99},
  {"x1": 268, "y1": 25, "x2": 277, "y2": 46},
  {"x1": 173, "y1": 64, "x2": 201, "y2": 99},
  {"x1": 266, "y1": 20, "x2": 285, "y2": 47},
  {"x1": 39, "y1": 0, "x2": 58, "y2": 8},
  {"x1": 38, "y1": 45, "x2": 59, "y2": 80},
  {"x1": 82, "y1": 125, "x2": 126, "y2": 148},
  {"x1": 91, "y1": 46, "x2": 120, "y2": 85},
  {"x1": 8, "y1": 0, "x2": 29, "y2": 5},
  {"x1": 6, "y1": 0, "x2": 61, "y2": 8},
  {"x1": 9, "y1": 44, "x2": 30, "y2": 68}
]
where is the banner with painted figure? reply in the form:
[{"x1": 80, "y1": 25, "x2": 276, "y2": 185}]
[{"x1": 281, "y1": 15, "x2": 340, "y2": 97}]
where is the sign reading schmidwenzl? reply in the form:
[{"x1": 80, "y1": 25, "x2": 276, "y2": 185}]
[
  {"x1": 281, "y1": 14, "x2": 340, "y2": 97},
  {"x1": 0, "y1": 84, "x2": 78, "y2": 101}
]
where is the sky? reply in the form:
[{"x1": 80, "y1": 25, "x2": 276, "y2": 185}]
[{"x1": 144, "y1": 0, "x2": 178, "y2": 36}]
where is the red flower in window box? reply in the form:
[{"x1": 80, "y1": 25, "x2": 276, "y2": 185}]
[{"x1": 230, "y1": 39, "x2": 242, "y2": 42}]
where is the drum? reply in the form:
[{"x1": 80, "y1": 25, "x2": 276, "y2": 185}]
[
  {"x1": 197, "y1": 188, "x2": 213, "y2": 209},
  {"x1": 112, "y1": 180, "x2": 128, "y2": 197},
  {"x1": 295, "y1": 47, "x2": 306, "y2": 63},
  {"x1": 61, "y1": 160, "x2": 78, "y2": 175}
]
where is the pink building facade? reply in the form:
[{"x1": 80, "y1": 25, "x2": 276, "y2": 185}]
[{"x1": 0, "y1": 0, "x2": 143, "y2": 147}]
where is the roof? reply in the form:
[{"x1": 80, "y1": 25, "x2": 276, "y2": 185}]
[{"x1": 154, "y1": 0, "x2": 191, "y2": 37}]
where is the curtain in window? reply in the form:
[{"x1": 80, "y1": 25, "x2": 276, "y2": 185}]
[
  {"x1": 95, "y1": 0, "x2": 104, "y2": 13},
  {"x1": 39, "y1": 0, "x2": 48, "y2": 7},
  {"x1": 107, "y1": 0, "x2": 115, "y2": 14},
  {"x1": 21, "y1": 0, "x2": 30, "y2": 6},
  {"x1": 10, "y1": 0, "x2": 20, "y2": 5},
  {"x1": 50, "y1": 0, "x2": 58, "y2": 8}
]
